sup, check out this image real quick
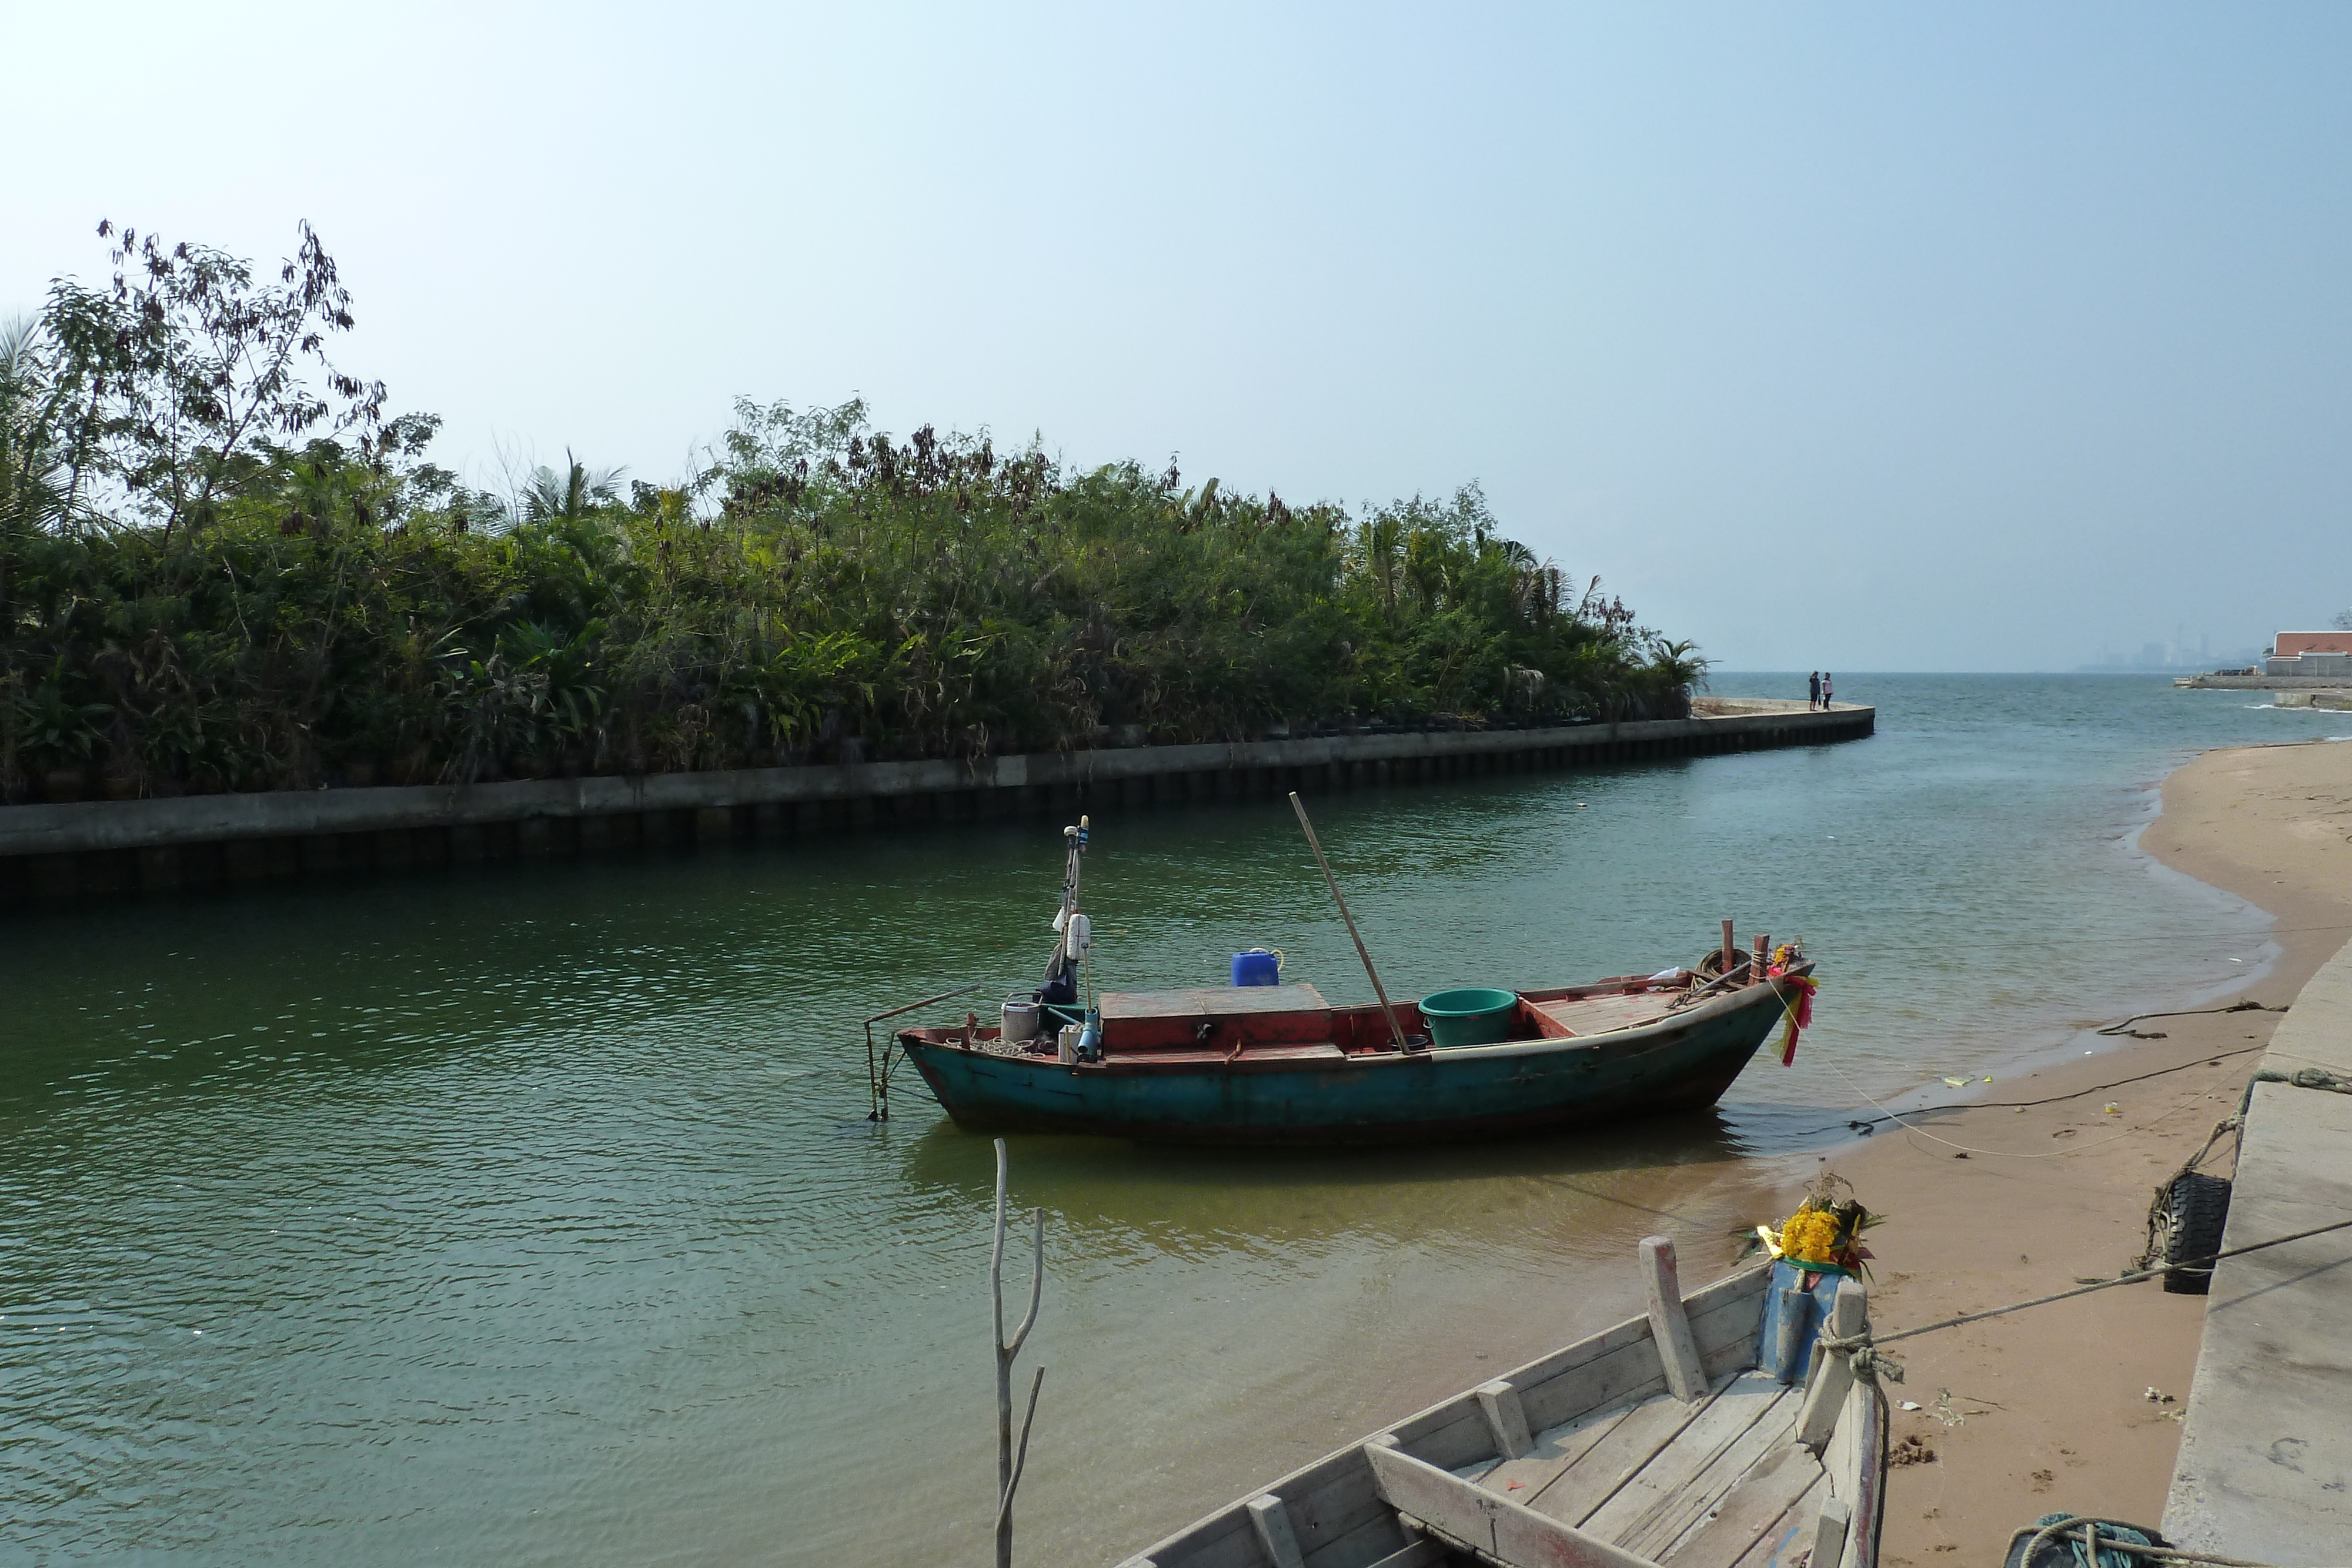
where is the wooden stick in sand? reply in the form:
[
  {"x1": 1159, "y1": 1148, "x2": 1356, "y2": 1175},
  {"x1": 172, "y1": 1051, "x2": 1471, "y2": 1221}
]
[{"x1": 1288, "y1": 792, "x2": 1416, "y2": 1054}]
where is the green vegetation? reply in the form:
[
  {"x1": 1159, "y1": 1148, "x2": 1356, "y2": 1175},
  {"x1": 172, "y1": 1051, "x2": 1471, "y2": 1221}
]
[{"x1": 0, "y1": 224, "x2": 1705, "y2": 802}]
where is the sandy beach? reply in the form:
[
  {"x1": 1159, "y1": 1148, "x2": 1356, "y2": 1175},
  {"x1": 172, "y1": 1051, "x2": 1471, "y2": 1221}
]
[{"x1": 1779, "y1": 737, "x2": 2352, "y2": 1566}]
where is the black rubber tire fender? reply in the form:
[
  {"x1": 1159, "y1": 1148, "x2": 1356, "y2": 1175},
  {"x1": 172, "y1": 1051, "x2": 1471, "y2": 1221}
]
[{"x1": 2162, "y1": 1171, "x2": 2232, "y2": 1295}]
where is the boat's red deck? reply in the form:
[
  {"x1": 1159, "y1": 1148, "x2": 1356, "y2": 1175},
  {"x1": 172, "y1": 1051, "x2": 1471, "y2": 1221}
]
[{"x1": 1097, "y1": 984, "x2": 1331, "y2": 1051}]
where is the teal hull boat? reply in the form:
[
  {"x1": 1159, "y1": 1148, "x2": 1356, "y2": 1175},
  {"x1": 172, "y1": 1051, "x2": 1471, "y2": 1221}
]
[
  {"x1": 884, "y1": 814, "x2": 1815, "y2": 1146},
  {"x1": 896, "y1": 969, "x2": 1808, "y2": 1146}
]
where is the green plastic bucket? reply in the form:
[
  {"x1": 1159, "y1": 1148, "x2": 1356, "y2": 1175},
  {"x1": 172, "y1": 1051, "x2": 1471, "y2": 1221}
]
[{"x1": 1417, "y1": 987, "x2": 1519, "y2": 1047}]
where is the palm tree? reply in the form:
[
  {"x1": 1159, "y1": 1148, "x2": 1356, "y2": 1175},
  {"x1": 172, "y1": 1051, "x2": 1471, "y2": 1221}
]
[
  {"x1": 1648, "y1": 638, "x2": 1710, "y2": 693},
  {"x1": 0, "y1": 316, "x2": 69, "y2": 533},
  {"x1": 520, "y1": 450, "x2": 624, "y2": 525}
]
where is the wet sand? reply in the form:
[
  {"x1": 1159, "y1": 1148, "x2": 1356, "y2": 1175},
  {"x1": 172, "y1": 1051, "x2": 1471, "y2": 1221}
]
[{"x1": 1812, "y1": 738, "x2": 2352, "y2": 1567}]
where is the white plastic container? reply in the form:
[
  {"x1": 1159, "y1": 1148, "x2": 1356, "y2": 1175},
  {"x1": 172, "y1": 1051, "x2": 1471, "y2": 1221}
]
[{"x1": 1057, "y1": 1024, "x2": 1084, "y2": 1065}]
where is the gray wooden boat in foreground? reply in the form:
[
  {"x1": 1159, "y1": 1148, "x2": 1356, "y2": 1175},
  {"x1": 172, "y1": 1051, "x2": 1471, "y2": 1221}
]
[{"x1": 1115, "y1": 1240, "x2": 1883, "y2": 1568}]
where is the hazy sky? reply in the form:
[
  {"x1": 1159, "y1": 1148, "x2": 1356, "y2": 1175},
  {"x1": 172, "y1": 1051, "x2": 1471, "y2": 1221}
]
[{"x1": 8, "y1": 4, "x2": 2347, "y2": 670}]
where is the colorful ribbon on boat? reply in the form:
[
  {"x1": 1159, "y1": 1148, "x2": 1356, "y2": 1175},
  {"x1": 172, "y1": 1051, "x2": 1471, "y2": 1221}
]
[{"x1": 1768, "y1": 958, "x2": 1818, "y2": 1066}]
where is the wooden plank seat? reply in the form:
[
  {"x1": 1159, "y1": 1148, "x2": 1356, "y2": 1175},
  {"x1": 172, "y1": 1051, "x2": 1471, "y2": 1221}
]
[{"x1": 1529, "y1": 992, "x2": 1675, "y2": 1038}]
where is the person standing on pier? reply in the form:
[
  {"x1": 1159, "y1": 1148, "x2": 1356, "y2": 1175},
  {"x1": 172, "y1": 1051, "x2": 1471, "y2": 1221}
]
[
  {"x1": 1808, "y1": 671, "x2": 1822, "y2": 710},
  {"x1": 1822, "y1": 673, "x2": 1835, "y2": 708}
]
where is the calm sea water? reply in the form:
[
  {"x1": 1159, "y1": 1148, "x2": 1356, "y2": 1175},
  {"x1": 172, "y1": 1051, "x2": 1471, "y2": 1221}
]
[{"x1": 1, "y1": 676, "x2": 2337, "y2": 1566}]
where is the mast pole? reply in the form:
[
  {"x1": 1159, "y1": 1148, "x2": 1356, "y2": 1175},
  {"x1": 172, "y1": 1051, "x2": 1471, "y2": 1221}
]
[{"x1": 1288, "y1": 793, "x2": 1415, "y2": 1054}]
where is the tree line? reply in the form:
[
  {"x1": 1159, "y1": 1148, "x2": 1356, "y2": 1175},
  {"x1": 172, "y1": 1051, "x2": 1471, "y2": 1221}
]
[{"x1": 0, "y1": 223, "x2": 1705, "y2": 802}]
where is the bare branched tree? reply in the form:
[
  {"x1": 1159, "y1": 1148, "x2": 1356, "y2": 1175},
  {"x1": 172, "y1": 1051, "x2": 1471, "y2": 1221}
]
[
  {"x1": 989, "y1": 1138, "x2": 1045, "y2": 1568},
  {"x1": 42, "y1": 220, "x2": 386, "y2": 537}
]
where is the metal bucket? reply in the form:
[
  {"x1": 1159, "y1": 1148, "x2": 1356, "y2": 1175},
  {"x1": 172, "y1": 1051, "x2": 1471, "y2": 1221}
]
[{"x1": 1000, "y1": 996, "x2": 1041, "y2": 1044}]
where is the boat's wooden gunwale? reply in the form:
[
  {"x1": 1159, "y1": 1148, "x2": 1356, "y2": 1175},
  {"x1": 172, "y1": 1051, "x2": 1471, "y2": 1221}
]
[
  {"x1": 1518, "y1": 972, "x2": 1698, "y2": 1002},
  {"x1": 908, "y1": 975, "x2": 1796, "y2": 1073},
  {"x1": 1087, "y1": 1045, "x2": 1354, "y2": 1071},
  {"x1": 1821, "y1": 1375, "x2": 1884, "y2": 1566}
]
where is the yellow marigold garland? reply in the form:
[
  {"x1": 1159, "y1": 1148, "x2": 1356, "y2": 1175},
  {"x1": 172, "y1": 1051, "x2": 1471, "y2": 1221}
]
[{"x1": 1756, "y1": 1190, "x2": 1876, "y2": 1278}]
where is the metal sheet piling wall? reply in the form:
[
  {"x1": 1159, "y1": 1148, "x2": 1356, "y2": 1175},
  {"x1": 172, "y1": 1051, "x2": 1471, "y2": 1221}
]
[{"x1": 0, "y1": 703, "x2": 1871, "y2": 905}]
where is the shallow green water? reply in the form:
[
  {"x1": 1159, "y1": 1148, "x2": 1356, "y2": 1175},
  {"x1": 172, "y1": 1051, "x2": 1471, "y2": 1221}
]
[{"x1": 1, "y1": 676, "x2": 2336, "y2": 1565}]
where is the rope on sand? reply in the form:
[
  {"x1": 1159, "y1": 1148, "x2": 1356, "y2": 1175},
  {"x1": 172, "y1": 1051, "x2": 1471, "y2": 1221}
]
[
  {"x1": 1863, "y1": 1214, "x2": 2352, "y2": 1351},
  {"x1": 1798, "y1": 1000, "x2": 2292, "y2": 1142},
  {"x1": 1963, "y1": 1044, "x2": 2270, "y2": 1110},
  {"x1": 2097, "y1": 999, "x2": 2288, "y2": 1039},
  {"x1": 2098, "y1": 1006, "x2": 2277, "y2": 1044},
  {"x1": 1816, "y1": 1052, "x2": 2234, "y2": 1160},
  {"x1": 1802, "y1": 1042, "x2": 2272, "y2": 1142}
]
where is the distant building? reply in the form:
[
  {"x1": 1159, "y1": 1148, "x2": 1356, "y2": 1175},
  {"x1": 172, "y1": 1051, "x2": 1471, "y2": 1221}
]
[
  {"x1": 2266, "y1": 631, "x2": 2352, "y2": 677},
  {"x1": 2274, "y1": 630, "x2": 2352, "y2": 657}
]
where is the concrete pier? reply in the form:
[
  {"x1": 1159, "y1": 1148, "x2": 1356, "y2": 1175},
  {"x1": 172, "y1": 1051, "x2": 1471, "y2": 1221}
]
[
  {"x1": 0, "y1": 700, "x2": 1870, "y2": 906},
  {"x1": 2174, "y1": 674, "x2": 2352, "y2": 690},
  {"x1": 2163, "y1": 937, "x2": 2352, "y2": 1561}
]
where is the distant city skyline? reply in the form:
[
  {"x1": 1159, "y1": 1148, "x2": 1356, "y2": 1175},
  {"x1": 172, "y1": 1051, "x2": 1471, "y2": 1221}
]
[
  {"x1": 7, "y1": 5, "x2": 2351, "y2": 671},
  {"x1": 2081, "y1": 626, "x2": 2266, "y2": 673}
]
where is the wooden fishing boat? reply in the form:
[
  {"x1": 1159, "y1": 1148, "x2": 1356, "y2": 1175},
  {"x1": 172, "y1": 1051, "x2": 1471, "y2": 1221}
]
[
  {"x1": 897, "y1": 969, "x2": 1810, "y2": 1145},
  {"x1": 1111, "y1": 1238, "x2": 1884, "y2": 1568},
  {"x1": 881, "y1": 816, "x2": 1818, "y2": 1146}
]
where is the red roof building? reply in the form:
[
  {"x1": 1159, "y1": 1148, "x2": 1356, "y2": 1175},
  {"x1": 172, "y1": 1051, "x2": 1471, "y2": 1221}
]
[{"x1": 2275, "y1": 631, "x2": 2352, "y2": 656}]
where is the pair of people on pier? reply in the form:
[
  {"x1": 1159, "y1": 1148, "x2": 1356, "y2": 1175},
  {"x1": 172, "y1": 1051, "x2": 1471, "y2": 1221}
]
[{"x1": 1808, "y1": 671, "x2": 1835, "y2": 710}]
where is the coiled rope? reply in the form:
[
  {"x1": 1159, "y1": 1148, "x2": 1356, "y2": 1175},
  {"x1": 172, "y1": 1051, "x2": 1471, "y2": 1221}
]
[{"x1": 2005, "y1": 1514, "x2": 2332, "y2": 1568}]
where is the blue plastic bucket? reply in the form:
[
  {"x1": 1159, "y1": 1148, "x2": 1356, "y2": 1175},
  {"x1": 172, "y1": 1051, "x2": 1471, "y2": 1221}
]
[
  {"x1": 1417, "y1": 987, "x2": 1519, "y2": 1047},
  {"x1": 1231, "y1": 950, "x2": 1282, "y2": 987}
]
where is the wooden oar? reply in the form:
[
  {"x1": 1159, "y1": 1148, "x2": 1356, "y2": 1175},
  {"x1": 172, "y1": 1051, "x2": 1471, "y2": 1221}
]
[{"x1": 1288, "y1": 792, "x2": 1416, "y2": 1054}]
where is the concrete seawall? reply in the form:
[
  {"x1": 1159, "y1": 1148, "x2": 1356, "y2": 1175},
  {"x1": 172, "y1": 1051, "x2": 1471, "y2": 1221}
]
[
  {"x1": 0, "y1": 700, "x2": 1872, "y2": 905},
  {"x1": 2163, "y1": 934, "x2": 2352, "y2": 1559}
]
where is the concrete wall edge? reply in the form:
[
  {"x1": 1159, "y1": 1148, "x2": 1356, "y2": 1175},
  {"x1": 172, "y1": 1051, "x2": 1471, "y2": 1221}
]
[{"x1": 0, "y1": 706, "x2": 1873, "y2": 858}]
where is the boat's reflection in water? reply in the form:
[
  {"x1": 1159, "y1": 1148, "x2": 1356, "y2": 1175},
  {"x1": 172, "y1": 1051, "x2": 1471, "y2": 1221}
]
[{"x1": 891, "y1": 1099, "x2": 1816, "y2": 1269}]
